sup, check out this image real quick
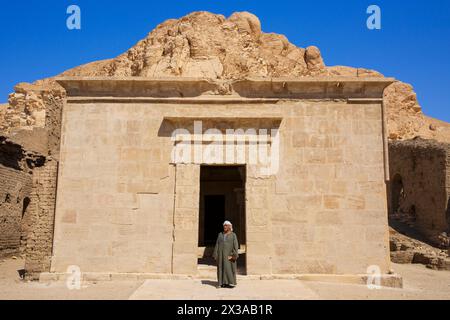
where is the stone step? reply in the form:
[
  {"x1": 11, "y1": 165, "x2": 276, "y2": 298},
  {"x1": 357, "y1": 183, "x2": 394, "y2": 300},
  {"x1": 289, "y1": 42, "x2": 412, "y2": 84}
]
[
  {"x1": 197, "y1": 271, "x2": 216, "y2": 280},
  {"x1": 197, "y1": 265, "x2": 216, "y2": 280}
]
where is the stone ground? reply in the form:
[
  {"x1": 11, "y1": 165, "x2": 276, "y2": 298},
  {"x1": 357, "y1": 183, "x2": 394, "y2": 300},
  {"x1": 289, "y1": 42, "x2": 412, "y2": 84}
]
[{"x1": 1, "y1": 258, "x2": 450, "y2": 300}]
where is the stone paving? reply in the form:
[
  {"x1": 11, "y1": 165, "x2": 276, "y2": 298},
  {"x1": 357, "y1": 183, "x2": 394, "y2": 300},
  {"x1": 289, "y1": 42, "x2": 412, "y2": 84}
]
[
  {"x1": 1, "y1": 258, "x2": 450, "y2": 300},
  {"x1": 129, "y1": 279, "x2": 320, "y2": 300}
]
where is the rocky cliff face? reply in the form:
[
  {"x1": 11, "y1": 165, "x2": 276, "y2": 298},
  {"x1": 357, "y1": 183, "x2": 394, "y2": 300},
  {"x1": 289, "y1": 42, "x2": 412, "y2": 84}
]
[
  {"x1": 1, "y1": 11, "x2": 450, "y2": 143},
  {"x1": 61, "y1": 11, "x2": 326, "y2": 79}
]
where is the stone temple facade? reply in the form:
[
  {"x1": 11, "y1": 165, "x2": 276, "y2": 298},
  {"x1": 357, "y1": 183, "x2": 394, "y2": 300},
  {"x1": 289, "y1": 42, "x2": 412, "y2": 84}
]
[
  {"x1": 5, "y1": 11, "x2": 440, "y2": 286},
  {"x1": 23, "y1": 75, "x2": 399, "y2": 285}
]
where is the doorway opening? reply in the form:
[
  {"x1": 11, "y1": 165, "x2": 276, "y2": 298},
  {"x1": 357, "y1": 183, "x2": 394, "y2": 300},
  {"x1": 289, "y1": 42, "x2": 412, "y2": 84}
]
[
  {"x1": 198, "y1": 165, "x2": 246, "y2": 274},
  {"x1": 391, "y1": 173, "x2": 405, "y2": 215}
]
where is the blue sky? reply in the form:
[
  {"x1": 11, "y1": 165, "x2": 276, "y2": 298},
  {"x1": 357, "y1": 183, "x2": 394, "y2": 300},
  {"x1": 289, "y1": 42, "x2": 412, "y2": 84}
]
[{"x1": 1, "y1": 0, "x2": 449, "y2": 121}]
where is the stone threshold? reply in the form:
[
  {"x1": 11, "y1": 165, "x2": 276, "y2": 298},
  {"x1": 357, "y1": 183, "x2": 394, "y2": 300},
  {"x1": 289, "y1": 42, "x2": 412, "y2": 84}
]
[{"x1": 39, "y1": 272, "x2": 402, "y2": 289}]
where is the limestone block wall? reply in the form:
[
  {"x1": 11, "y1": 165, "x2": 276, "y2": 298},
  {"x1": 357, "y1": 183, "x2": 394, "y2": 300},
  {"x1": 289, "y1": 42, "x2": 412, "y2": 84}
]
[
  {"x1": 51, "y1": 103, "x2": 176, "y2": 273},
  {"x1": 246, "y1": 166, "x2": 275, "y2": 275},
  {"x1": 388, "y1": 139, "x2": 449, "y2": 244},
  {"x1": 25, "y1": 159, "x2": 58, "y2": 279},
  {"x1": 270, "y1": 101, "x2": 390, "y2": 274},
  {"x1": 51, "y1": 101, "x2": 285, "y2": 274},
  {"x1": 51, "y1": 97, "x2": 390, "y2": 275},
  {"x1": 49, "y1": 77, "x2": 393, "y2": 276},
  {"x1": 172, "y1": 164, "x2": 200, "y2": 274}
]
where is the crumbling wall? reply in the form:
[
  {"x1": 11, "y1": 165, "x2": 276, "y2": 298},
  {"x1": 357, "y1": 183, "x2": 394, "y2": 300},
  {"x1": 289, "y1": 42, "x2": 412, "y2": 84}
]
[
  {"x1": 0, "y1": 166, "x2": 32, "y2": 257},
  {"x1": 24, "y1": 159, "x2": 58, "y2": 279},
  {"x1": 0, "y1": 81, "x2": 64, "y2": 269},
  {"x1": 1, "y1": 82, "x2": 65, "y2": 159},
  {"x1": 388, "y1": 138, "x2": 449, "y2": 245},
  {"x1": 0, "y1": 137, "x2": 45, "y2": 257}
]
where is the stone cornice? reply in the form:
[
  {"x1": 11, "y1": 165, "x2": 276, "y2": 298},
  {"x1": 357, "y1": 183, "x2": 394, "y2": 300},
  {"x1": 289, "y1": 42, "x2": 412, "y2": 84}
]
[{"x1": 56, "y1": 76, "x2": 395, "y2": 100}]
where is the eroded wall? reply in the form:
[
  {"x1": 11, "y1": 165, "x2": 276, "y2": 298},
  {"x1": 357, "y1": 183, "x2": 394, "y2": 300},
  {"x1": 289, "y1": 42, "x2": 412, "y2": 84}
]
[
  {"x1": 388, "y1": 139, "x2": 449, "y2": 244},
  {"x1": 0, "y1": 166, "x2": 32, "y2": 257},
  {"x1": 25, "y1": 159, "x2": 58, "y2": 279},
  {"x1": 1, "y1": 82, "x2": 64, "y2": 263},
  {"x1": 0, "y1": 138, "x2": 34, "y2": 257},
  {"x1": 2, "y1": 83, "x2": 65, "y2": 158}
]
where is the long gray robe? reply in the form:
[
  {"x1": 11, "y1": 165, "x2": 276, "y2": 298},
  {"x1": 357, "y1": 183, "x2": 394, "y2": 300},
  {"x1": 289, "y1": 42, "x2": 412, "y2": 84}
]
[{"x1": 213, "y1": 232, "x2": 239, "y2": 286}]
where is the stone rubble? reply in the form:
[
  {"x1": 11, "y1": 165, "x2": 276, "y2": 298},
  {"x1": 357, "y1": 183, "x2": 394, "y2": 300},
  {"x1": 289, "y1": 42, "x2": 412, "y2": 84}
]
[{"x1": 390, "y1": 227, "x2": 450, "y2": 270}]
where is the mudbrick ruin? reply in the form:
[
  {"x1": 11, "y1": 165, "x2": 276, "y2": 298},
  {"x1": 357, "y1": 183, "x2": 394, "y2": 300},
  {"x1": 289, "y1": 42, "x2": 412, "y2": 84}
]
[{"x1": 0, "y1": 12, "x2": 449, "y2": 283}]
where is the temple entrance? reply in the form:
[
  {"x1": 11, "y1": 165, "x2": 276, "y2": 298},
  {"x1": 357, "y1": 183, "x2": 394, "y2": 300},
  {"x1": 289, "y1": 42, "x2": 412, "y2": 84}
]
[{"x1": 198, "y1": 165, "x2": 246, "y2": 274}]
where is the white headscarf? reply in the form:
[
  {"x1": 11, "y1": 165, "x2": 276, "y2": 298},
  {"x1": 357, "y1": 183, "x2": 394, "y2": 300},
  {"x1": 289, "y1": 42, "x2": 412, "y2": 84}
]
[{"x1": 223, "y1": 220, "x2": 233, "y2": 231}]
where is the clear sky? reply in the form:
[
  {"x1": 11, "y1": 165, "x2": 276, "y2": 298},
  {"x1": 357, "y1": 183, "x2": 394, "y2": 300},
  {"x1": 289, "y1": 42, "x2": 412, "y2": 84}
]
[{"x1": 1, "y1": 0, "x2": 449, "y2": 121}]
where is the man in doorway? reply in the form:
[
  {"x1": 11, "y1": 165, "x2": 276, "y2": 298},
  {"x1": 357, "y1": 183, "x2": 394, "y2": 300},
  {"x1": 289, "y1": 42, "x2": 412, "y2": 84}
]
[{"x1": 213, "y1": 221, "x2": 239, "y2": 288}]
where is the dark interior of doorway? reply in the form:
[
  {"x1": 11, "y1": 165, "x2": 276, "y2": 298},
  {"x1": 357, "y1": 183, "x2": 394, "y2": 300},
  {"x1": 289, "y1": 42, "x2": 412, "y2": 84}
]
[
  {"x1": 203, "y1": 195, "x2": 226, "y2": 245},
  {"x1": 198, "y1": 165, "x2": 246, "y2": 274}
]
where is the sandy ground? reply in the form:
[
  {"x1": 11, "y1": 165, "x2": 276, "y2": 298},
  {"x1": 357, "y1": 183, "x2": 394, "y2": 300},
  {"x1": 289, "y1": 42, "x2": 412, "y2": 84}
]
[
  {"x1": 0, "y1": 258, "x2": 140, "y2": 300},
  {"x1": 0, "y1": 258, "x2": 449, "y2": 300}
]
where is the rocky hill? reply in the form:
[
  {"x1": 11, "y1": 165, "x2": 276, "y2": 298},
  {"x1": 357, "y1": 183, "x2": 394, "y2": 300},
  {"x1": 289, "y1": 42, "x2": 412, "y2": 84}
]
[{"x1": 2, "y1": 11, "x2": 450, "y2": 143}]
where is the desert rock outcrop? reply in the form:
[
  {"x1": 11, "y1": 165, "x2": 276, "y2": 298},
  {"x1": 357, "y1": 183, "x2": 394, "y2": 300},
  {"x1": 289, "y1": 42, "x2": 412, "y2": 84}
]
[{"x1": 1, "y1": 11, "x2": 450, "y2": 143}]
